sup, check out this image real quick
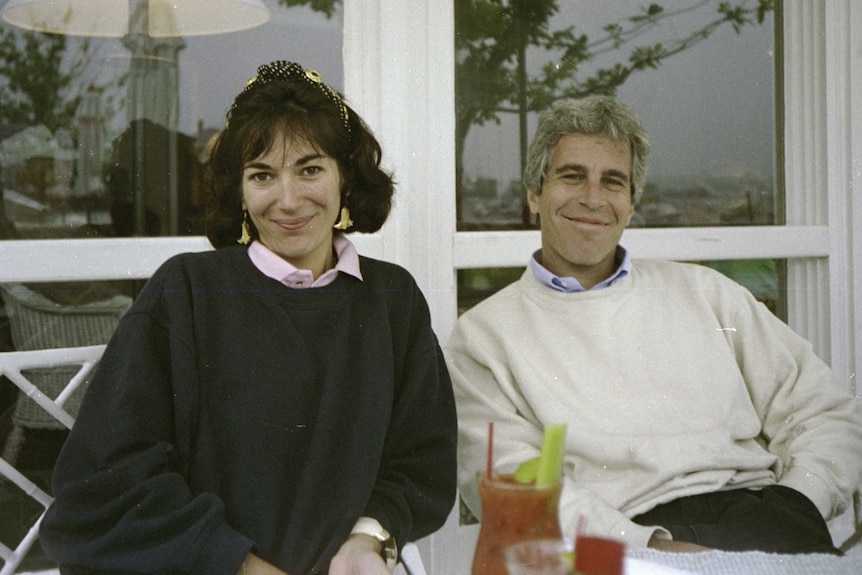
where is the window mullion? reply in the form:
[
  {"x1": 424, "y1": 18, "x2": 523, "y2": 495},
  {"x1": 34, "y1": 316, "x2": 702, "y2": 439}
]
[
  {"x1": 824, "y1": 0, "x2": 861, "y2": 398},
  {"x1": 783, "y1": 1, "x2": 832, "y2": 366}
]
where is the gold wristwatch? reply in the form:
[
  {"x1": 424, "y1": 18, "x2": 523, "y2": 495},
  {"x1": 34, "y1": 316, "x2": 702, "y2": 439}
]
[{"x1": 351, "y1": 517, "x2": 397, "y2": 570}]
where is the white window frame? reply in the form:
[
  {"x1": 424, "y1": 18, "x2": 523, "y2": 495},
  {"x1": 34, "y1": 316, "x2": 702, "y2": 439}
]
[{"x1": 1, "y1": 1, "x2": 859, "y2": 572}]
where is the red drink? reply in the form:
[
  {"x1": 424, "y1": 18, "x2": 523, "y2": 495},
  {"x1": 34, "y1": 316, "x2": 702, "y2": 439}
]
[
  {"x1": 575, "y1": 536, "x2": 624, "y2": 575},
  {"x1": 472, "y1": 474, "x2": 563, "y2": 575}
]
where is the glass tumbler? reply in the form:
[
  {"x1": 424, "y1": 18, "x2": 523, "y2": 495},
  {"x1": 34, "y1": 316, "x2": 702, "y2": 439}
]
[{"x1": 471, "y1": 474, "x2": 563, "y2": 575}]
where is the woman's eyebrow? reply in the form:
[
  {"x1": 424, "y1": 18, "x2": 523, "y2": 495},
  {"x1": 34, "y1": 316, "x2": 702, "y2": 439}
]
[
  {"x1": 242, "y1": 153, "x2": 326, "y2": 171},
  {"x1": 295, "y1": 153, "x2": 325, "y2": 165},
  {"x1": 243, "y1": 161, "x2": 273, "y2": 170}
]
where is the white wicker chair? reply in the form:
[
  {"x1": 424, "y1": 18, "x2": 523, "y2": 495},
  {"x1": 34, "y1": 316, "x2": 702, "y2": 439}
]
[
  {"x1": 0, "y1": 345, "x2": 105, "y2": 575},
  {"x1": 1, "y1": 283, "x2": 131, "y2": 463}
]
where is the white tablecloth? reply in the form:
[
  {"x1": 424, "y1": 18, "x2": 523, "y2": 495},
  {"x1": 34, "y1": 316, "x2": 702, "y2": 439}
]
[{"x1": 627, "y1": 548, "x2": 862, "y2": 575}]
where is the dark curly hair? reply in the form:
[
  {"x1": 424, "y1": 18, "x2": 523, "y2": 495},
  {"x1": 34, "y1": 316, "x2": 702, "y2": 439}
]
[{"x1": 205, "y1": 62, "x2": 394, "y2": 248}]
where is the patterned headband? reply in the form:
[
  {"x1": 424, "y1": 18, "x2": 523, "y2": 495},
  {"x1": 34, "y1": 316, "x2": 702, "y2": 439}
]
[{"x1": 227, "y1": 60, "x2": 351, "y2": 138}]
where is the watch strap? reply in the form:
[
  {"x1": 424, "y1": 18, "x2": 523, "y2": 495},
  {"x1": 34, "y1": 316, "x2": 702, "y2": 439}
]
[{"x1": 351, "y1": 517, "x2": 397, "y2": 570}]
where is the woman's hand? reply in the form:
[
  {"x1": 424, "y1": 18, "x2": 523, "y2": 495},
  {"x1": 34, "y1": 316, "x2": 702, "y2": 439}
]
[
  {"x1": 237, "y1": 553, "x2": 289, "y2": 574},
  {"x1": 328, "y1": 534, "x2": 390, "y2": 575}
]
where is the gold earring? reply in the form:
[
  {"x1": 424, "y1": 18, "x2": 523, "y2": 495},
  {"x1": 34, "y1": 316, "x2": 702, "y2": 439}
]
[
  {"x1": 238, "y1": 210, "x2": 252, "y2": 245},
  {"x1": 333, "y1": 206, "x2": 353, "y2": 230}
]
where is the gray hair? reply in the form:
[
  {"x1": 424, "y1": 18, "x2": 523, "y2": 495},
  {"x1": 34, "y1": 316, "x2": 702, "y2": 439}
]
[{"x1": 523, "y1": 96, "x2": 651, "y2": 204}]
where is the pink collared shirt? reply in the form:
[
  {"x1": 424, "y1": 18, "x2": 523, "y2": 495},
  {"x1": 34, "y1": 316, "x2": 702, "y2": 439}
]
[{"x1": 246, "y1": 235, "x2": 363, "y2": 288}]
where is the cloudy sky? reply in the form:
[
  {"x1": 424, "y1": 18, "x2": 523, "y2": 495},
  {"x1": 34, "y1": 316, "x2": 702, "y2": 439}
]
[{"x1": 463, "y1": 0, "x2": 776, "y2": 185}]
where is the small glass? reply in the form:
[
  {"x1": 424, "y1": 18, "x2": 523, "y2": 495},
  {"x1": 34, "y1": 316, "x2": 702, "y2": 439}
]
[
  {"x1": 574, "y1": 536, "x2": 624, "y2": 575},
  {"x1": 471, "y1": 474, "x2": 563, "y2": 575},
  {"x1": 504, "y1": 539, "x2": 574, "y2": 575}
]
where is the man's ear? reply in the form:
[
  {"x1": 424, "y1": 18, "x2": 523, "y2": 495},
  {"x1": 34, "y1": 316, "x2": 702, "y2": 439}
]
[
  {"x1": 527, "y1": 189, "x2": 540, "y2": 214},
  {"x1": 625, "y1": 202, "x2": 635, "y2": 226}
]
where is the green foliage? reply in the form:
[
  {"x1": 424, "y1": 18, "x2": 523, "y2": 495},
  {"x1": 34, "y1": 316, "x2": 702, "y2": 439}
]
[
  {"x1": 456, "y1": 0, "x2": 773, "y2": 129},
  {"x1": 275, "y1": 0, "x2": 340, "y2": 19},
  {"x1": 0, "y1": 29, "x2": 82, "y2": 132}
]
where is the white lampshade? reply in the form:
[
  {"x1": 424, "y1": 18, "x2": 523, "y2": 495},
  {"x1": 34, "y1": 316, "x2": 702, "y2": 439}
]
[{"x1": 1, "y1": 0, "x2": 271, "y2": 37}]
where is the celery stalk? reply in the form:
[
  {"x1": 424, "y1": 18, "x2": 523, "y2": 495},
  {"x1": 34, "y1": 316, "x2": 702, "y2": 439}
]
[{"x1": 535, "y1": 423, "x2": 567, "y2": 487}]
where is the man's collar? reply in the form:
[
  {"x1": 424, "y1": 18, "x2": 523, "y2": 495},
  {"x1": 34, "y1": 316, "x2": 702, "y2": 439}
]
[{"x1": 530, "y1": 246, "x2": 630, "y2": 293}]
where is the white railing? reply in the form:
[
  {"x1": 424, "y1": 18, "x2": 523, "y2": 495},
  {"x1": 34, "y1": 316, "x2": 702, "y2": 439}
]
[{"x1": 0, "y1": 345, "x2": 105, "y2": 575}]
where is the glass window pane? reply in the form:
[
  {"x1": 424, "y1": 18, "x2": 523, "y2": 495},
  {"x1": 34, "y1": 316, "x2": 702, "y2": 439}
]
[
  {"x1": 1, "y1": 0, "x2": 343, "y2": 240},
  {"x1": 700, "y1": 259, "x2": 783, "y2": 317},
  {"x1": 458, "y1": 260, "x2": 784, "y2": 319},
  {"x1": 458, "y1": 267, "x2": 523, "y2": 315},
  {"x1": 455, "y1": 0, "x2": 777, "y2": 231}
]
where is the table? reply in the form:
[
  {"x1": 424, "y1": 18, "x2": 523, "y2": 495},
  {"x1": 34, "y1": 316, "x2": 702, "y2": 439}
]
[{"x1": 627, "y1": 548, "x2": 862, "y2": 575}]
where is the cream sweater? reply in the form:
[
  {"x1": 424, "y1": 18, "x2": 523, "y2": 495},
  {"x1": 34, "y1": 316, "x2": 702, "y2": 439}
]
[{"x1": 446, "y1": 259, "x2": 862, "y2": 548}]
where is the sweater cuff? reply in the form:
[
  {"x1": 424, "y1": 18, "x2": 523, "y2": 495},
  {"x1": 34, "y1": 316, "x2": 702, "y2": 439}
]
[
  {"x1": 611, "y1": 517, "x2": 668, "y2": 549},
  {"x1": 778, "y1": 467, "x2": 833, "y2": 519},
  {"x1": 187, "y1": 521, "x2": 255, "y2": 575}
]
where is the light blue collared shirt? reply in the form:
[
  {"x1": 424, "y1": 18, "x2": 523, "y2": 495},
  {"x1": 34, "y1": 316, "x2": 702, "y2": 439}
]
[
  {"x1": 530, "y1": 245, "x2": 631, "y2": 292},
  {"x1": 247, "y1": 234, "x2": 363, "y2": 289}
]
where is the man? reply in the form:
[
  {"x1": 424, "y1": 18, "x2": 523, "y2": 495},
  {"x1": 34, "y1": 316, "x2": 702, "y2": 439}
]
[{"x1": 446, "y1": 96, "x2": 862, "y2": 554}]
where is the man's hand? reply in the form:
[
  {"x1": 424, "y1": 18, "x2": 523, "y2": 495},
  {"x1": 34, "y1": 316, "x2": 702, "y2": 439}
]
[
  {"x1": 648, "y1": 534, "x2": 711, "y2": 553},
  {"x1": 328, "y1": 534, "x2": 390, "y2": 575}
]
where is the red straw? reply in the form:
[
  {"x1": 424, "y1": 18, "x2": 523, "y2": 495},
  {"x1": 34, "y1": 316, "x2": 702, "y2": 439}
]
[
  {"x1": 576, "y1": 514, "x2": 587, "y2": 540},
  {"x1": 486, "y1": 421, "x2": 494, "y2": 479}
]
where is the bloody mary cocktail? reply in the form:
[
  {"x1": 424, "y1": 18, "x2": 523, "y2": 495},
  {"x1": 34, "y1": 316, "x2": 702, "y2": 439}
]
[{"x1": 471, "y1": 473, "x2": 563, "y2": 575}]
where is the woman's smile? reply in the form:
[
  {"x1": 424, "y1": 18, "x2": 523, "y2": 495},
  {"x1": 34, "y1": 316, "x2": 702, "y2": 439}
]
[
  {"x1": 274, "y1": 215, "x2": 315, "y2": 232},
  {"x1": 242, "y1": 134, "x2": 343, "y2": 277}
]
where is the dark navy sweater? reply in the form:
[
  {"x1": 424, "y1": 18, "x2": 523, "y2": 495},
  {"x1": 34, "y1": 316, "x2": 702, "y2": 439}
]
[{"x1": 41, "y1": 245, "x2": 457, "y2": 575}]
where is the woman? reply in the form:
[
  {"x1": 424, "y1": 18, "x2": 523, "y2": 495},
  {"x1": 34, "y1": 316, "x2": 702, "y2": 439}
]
[{"x1": 40, "y1": 61, "x2": 457, "y2": 575}]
